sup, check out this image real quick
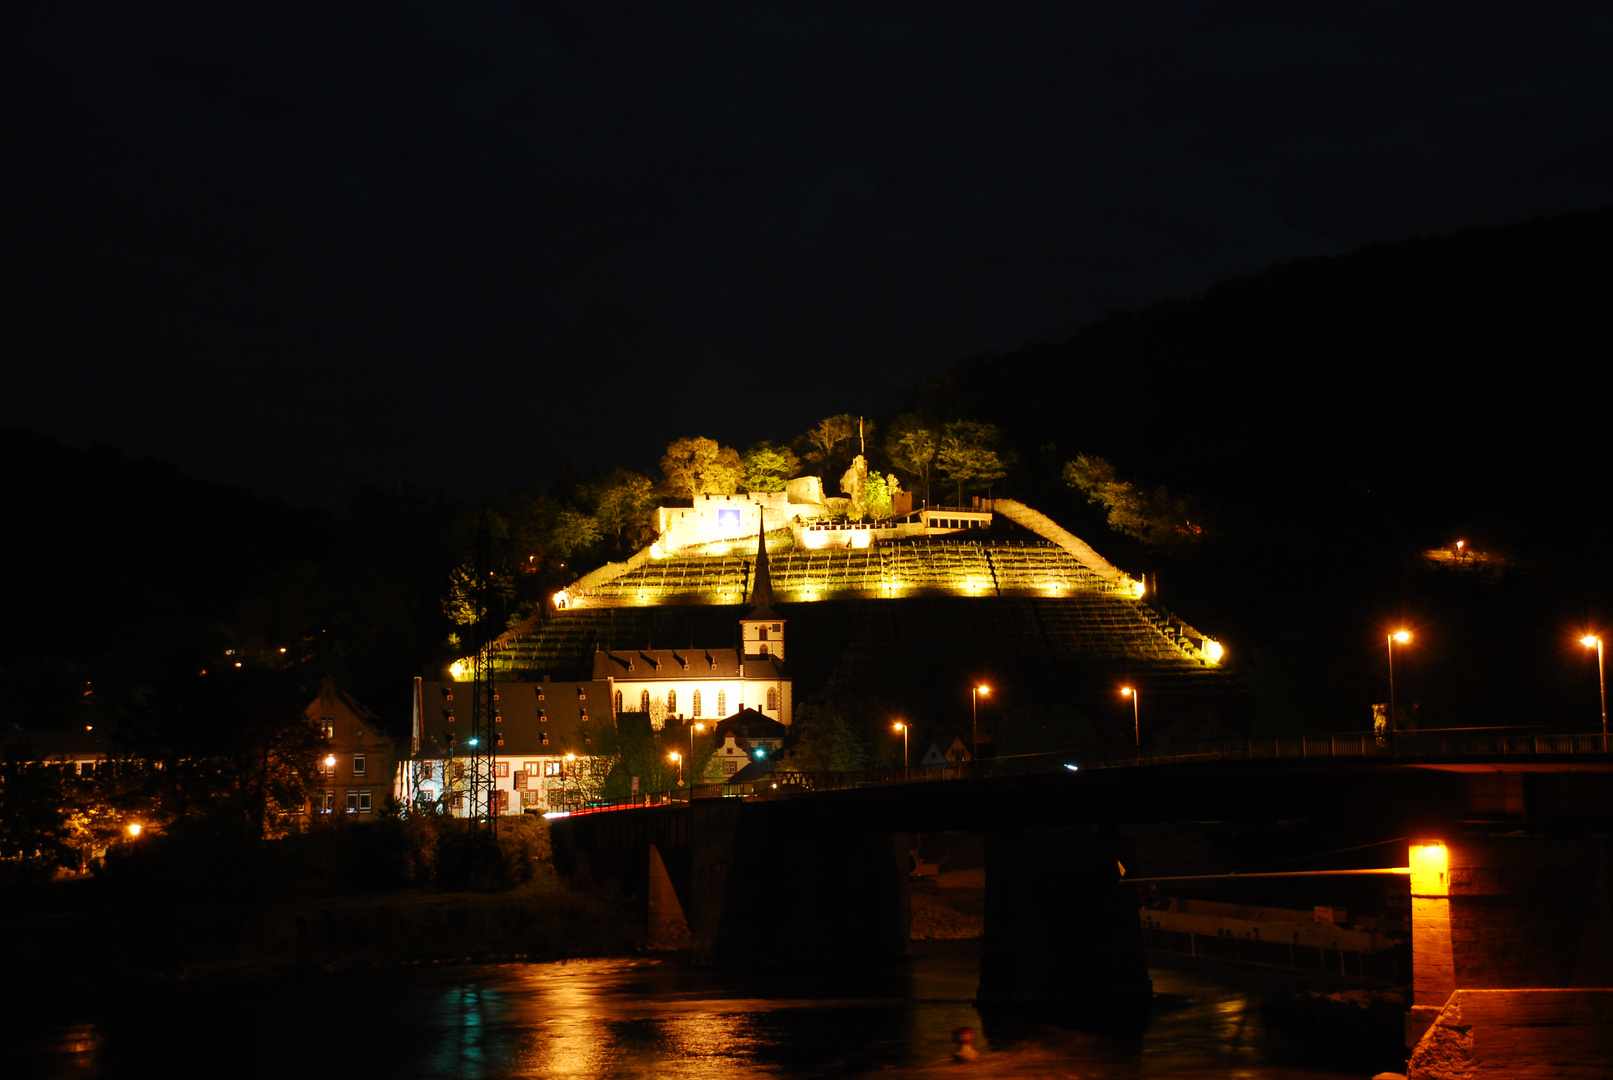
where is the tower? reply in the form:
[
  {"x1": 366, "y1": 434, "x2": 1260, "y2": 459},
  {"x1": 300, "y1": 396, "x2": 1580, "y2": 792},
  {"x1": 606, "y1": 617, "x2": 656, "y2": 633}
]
[{"x1": 740, "y1": 519, "x2": 784, "y2": 660}]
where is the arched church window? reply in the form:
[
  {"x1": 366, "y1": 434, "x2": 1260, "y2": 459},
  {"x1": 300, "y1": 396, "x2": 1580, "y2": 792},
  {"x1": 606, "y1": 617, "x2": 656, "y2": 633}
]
[
  {"x1": 760, "y1": 643, "x2": 769, "y2": 656},
  {"x1": 614, "y1": 690, "x2": 622, "y2": 715},
  {"x1": 717, "y1": 690, "x2": 726, "y2": 716},
  {"x1": 667, "y1": 688, "x2": 677, "y2": 714},
  {"x1": 692, "y1": 690, "x2": 702, "y2": 717},
  {"x1": 759, "y1": 627, "x2": 768, "y2": 641},
  {"x1": 766, "y1": 687, "x2": 777, "y2": 711},
  {"x1": 640, "y1": 690, "x2": 651, "y2": 713}
]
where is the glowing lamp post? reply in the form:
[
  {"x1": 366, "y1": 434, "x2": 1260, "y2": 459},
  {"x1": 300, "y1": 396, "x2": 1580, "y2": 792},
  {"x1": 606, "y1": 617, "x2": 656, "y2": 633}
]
[
  {"x1": 126, "y1": 822, "x2": 142, "y2": 838},
  {"x1": 893, "y1": 721, "x2": 909, "y2": 776},
  {"x1": 669, "y1": 751, "x2": 683, "y2": 788},
  {"x1": 1582, "y1": 635, "x2": 1607, "y2": 750},
  {"x1": 971, "y1": 685, "x2": 990, "y2": 771},
  {"x1": 690, "y1": 722, "x2": 704, "y2": 772},
  {"x1": 1388, "y1": 630, "x2": 1411, "y2": 749},
  {"x1": 1121, "y1": 686, "x2": 1139, "y2": 749}
]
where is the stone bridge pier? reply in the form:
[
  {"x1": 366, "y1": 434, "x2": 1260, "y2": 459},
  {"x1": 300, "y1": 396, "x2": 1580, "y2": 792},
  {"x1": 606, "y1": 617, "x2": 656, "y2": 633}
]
[
  {"x1": 1406, "y1": 833, "x2": 1613, "y2": 1077},
  {"x1": 976, "y1": 826, "x2": 1151, "y2": 1016}
]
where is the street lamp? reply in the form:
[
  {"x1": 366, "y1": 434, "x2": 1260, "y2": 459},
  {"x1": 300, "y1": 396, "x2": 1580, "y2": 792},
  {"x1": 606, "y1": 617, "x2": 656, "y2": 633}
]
[
  {"x1": 1121, "y1": 686, "x2": 1139, "y2": 748},
  {"x1": 1388, "y1": 630, "x2": 1411, "y2": 748},
  {"x1": 1582, "y1": 635, "x2": 1606, "y2": 750},
  {"x1": 126, "y1": 822, "x2": 142, "y2": 838},
  {"x1": 971, "y1": 685, "x2": 990, "y2": 770},
  {"x1": 691, "y1": 722, "x2": 704, "y2": 772},
  {"x1": 669, "y1": 751, "x2": 683, "y2": 788},
  {"x1": 893, "y1": 721, "x2": 909, "y2": 776}
]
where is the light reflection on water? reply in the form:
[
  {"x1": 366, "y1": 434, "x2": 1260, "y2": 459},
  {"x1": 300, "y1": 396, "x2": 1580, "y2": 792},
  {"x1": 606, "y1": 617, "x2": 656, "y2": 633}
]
[{"x1": 17, "y1": 946, "x2": 1385, "y2": 1079}]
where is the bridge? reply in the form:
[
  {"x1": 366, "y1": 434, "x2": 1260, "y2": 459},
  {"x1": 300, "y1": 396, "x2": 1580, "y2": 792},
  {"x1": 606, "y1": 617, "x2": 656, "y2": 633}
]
[{"x1": 550, "y1": 734, "x2": 1613, "y2": 1072}]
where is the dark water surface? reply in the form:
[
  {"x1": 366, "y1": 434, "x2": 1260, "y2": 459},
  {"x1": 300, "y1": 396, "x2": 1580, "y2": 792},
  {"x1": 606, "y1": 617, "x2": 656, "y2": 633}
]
[{"x1": 17, "y1": 945, "x2": 1398, "y2": 1078}]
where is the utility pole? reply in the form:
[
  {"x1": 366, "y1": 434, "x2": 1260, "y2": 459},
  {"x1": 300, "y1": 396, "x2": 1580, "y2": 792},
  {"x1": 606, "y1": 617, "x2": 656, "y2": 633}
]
[{"x1": 468, "y1": 505, "x2": 500, "y2": 834}]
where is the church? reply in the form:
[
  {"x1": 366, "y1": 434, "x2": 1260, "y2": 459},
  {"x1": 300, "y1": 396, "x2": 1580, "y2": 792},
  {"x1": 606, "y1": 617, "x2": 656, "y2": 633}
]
[{"x1": 591, "y1": 523, "x2": 791, "y2": 729}]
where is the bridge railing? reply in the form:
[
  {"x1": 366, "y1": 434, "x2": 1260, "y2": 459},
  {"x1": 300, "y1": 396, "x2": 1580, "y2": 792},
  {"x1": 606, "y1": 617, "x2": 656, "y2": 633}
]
[{"x1": 551, "y1": 730, "x2": 1609, "y2": 815}]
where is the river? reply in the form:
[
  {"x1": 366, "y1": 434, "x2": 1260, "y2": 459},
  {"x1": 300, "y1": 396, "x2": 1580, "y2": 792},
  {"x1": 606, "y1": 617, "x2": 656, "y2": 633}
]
[{"x1": 17, "y1": 944, "x2": 1403, "y2": 1078}]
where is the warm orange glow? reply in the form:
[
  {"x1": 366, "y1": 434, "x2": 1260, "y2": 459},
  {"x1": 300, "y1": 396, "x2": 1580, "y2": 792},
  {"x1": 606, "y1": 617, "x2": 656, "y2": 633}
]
[
  {"x1": 893, "y1": 722, "x2": 905, "y2": 731},
  {"x1": 976, "y1": 685, "x2": 990, "y2": 696},
  {"x1": 1204, "y1": 639, "x2": 1224, "y2": 662},
  {"x1": 1582, "y1": 635, "x2": 1602, "y2": 648},
  {"x1": 694, "y1": 723, "x2": 704, "y2": 732},
  {"x1": 1392, "y1": 630, "x2": 1411, "y2": 643},
  {"x1": 564, "y1": 753, "x2": 576, "y2": 761},
  {"x1": 1455, "y1": 539, "x2": 1465, "y2": 550},
  {"x1": 668, "y1": 752, "x2": 680, "y2": 762},
  {"x1": 1120, "y1": 686, "x2": 1134, "y2": 697},
  {"x1": 324, "y1": 754, "x2": 336, "y2": 768},
  {"x1": 1409, "y1": 841, "x2": 1449, "y2": 894},
  {"x1": 126, "y1": 823, "x2": 142, "y2": 838}
]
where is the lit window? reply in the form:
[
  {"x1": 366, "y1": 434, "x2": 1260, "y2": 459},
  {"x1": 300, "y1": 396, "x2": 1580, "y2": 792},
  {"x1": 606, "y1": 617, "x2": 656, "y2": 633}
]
[
  {"x1": 493, "y1": 762, "x2": 509, "y2": 778},
  {"x1": 640, "y1": 690, "x2": 651, "y2": 712},
  {"x1": 717, "y1": 690, "x2": 726, "y2": 715},
  {"x1": 614, "y1": 690, "x2": 622, "y2": 714},
  {"x1": 346, "y1": 791, "x2": 358, "y2": 812},
  {"x1": 321, "y1": 716, "x2": 335, "y2": 738},
  {"x1": 667, "y1": 689, "x2": 676, "y2": 714},
  {"x1": 358, "y1": 791, "x2": 372, "y2": 813},
  {"x1": 352, "y1": 754, "x2": 366, "y2": 776},
  {"x1": 766, "y1": 687, "x2": 777, "y2": 711},
  {"x1": 544, "y1": 761, "x2": 564, "y2": 777},
  {"x1": 692, "y1": 690, "x2": 702, "y2": 717},
  {"x1": 324, "y1": 791, "x2": 335, "y2": 813}
]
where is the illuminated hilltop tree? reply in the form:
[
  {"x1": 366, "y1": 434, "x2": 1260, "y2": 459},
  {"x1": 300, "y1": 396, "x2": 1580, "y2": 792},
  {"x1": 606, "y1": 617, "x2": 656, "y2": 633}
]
[
  {"x1": 586, "y1": 470, "x2": 658, "y2": 550},
  {"x1": 741, "y1": 442, "x2": 799, "y2": 492},
  {"x1": 937, "y1": 420, "x2": 1009, "y2": 505},
  {"x1": 1063, "y1": 454, "x2": 1206, "y2": 548},
  {"x1": 886, "y1": 415, "x2": 939, "y2": 506},
  {"x1": 660, "y1": 436, "x2": 744, "y2": 498}
]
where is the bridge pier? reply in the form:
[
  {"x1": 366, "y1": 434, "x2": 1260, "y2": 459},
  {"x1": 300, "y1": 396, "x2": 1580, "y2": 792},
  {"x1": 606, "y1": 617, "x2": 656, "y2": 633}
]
[
  {"x1": 1407, "y1": 834, "x2": 1613, "y2": 1075},
  {"x1": 976, "y1": 827, "x2": 1151, "y2": 1019},
  {"x1": 704, "y1": 809, "x2": 911, "y2": 966}
]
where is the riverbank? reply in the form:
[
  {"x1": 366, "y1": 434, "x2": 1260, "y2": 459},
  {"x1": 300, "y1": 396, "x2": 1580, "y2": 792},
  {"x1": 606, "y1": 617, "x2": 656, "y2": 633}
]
[{"x1": 4, "y1": 867, "x2": 638, "y2": 990}]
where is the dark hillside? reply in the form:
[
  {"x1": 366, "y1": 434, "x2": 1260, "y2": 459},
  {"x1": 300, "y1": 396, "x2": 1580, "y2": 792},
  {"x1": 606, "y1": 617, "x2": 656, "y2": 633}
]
[
  {"x1": 903, "y1": 208, "x2": 1613, "y2": 731},
  {"x1": 0, "y1": 428, "x2": 448, "y2": 734}
]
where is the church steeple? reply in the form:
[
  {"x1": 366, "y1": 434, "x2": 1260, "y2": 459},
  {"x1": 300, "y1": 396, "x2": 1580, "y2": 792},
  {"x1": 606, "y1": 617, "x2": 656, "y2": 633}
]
[
  {"x1": 749, "y1": 517, "x2": 775, "y2": 613},
  {"x1": 741, "y1": 518, "x2": 784, "y2": 660}
]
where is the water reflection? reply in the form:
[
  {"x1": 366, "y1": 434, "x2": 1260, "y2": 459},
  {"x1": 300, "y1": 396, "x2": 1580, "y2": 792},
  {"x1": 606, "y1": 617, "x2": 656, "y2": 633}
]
[{"x1": 15, "y1": 947, "x2": 1388, "y2": 1079}]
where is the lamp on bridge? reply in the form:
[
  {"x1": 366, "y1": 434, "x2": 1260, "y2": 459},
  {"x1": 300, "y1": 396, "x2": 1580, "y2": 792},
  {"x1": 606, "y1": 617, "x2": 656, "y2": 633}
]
[
  {"x1": 690, "y1": 722, "x2": 704, "y2": 773},
  {"x1": 1581, "y1": 634, "x2": 1606, "y2": 750},
  {"x1": 1387, "y1": 630, "x2": 1412, "y2": 749},
  {"x1": 893, "y1": 721, "x2": 908, "y2": 776},
  {"x1": 669, "y1": 751, "x2": 683, "y2": 788},
  {"x1": 971, "y1": 685, "x2": 990, "y2": 769},
  {"x1": 1121, "y1": 686, "x2": 1139, "y2": 748}
]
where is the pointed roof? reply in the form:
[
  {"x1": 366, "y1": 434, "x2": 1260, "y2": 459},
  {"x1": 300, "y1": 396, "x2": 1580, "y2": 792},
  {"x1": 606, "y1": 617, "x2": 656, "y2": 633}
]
[{"x1": 747, "y1": 518, "x2": 778, "y2": 618}]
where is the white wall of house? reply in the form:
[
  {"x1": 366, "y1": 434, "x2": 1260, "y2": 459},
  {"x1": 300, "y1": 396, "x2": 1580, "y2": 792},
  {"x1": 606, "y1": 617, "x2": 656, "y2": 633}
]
[{"x1": 608, "y1": 676, "x2": 788, "y2": 724}]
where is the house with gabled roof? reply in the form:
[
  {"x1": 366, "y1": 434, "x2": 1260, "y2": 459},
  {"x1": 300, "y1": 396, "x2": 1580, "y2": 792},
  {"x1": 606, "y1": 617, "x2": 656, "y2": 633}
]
[
  {"x1": 305, "y1": 676, "x2": 398, "y2": 822},
  {"x1": 403, "y1": 676, "x2": 615, "y2": 815}
]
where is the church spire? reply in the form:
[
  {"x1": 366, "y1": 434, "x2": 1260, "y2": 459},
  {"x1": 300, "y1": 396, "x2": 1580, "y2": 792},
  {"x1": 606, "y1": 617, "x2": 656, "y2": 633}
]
[{"x1": 749, "y1": 516, "x2": 776, "y2": 613}]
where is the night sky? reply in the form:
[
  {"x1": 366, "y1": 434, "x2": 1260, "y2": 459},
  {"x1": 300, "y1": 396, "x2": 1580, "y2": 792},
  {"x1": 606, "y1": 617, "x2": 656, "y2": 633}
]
[{"x1": 7, "y1": 4, "x2": 1612, "y2": 509}]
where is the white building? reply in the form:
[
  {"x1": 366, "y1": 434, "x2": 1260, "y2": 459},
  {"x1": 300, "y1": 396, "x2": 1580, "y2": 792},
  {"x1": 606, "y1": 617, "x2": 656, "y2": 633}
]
[{"x1": 402, "y1": 676, "x2": 615, "y2": 815}]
